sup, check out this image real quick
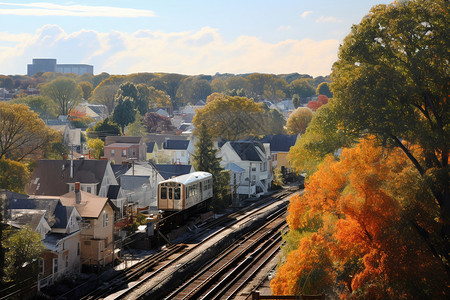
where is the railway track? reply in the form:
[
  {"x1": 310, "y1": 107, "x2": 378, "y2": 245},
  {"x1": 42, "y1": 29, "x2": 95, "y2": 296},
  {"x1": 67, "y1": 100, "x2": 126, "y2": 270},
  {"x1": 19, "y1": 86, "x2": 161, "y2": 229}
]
[
  {"x1": 164, "y1": 206, "x2": 288, "y2": 300},
  {"x1": 62, "y1": 187, "x2": 298, "y2": 300}
]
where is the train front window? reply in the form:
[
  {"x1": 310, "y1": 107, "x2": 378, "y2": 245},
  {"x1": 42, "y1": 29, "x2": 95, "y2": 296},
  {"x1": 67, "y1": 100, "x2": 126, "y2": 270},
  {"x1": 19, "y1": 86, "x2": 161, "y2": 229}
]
[
  {"x1": 161, "y1": 187, "x2": 167, "y2": 199},
  {"x1": 174, "y1": 188, "x2": 181, "y2": 200}
]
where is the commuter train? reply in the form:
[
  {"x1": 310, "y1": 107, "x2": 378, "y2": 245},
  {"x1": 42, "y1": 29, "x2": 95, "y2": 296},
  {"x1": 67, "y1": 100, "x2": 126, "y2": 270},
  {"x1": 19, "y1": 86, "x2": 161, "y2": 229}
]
[{"x1": 158, "y1": 171, "x2": 213, "y2": 211}]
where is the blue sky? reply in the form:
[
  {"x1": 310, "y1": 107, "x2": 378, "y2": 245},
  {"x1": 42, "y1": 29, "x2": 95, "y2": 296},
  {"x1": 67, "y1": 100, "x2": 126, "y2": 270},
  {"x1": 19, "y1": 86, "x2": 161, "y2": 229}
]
[{"x1": 0, "y1": 1, "x2": 392, "y2": 76}]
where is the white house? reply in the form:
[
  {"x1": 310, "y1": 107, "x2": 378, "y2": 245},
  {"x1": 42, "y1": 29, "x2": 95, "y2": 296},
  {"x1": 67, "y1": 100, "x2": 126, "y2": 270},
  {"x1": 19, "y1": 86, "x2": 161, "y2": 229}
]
[{"x1": 218, "y1": 140, "x2": 272, "y2": 199}]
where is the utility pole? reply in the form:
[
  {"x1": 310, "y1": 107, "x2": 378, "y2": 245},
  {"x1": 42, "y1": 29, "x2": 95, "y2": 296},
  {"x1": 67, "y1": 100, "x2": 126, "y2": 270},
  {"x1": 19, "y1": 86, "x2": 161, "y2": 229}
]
[{"x1": 248, "y1": 162, "x2": 252, "y2": 198}]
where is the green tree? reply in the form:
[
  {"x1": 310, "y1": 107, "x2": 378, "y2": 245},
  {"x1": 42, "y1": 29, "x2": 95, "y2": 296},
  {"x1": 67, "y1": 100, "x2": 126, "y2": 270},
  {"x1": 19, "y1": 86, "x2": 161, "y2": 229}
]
[
  {"x1": 10, "y1": 95, "x2": 57, "y2": 120},
  {"x1": 176, "y1": 77, "x2": 212, "y2": 105},
  {"x1": 86, "y1": 117, "x2": 121, "y2": 141},
  {"x1": 40, "y1": 77, "x2": 81, "y2": 116},
  {"x1": 92, "y1": 72, "x2": 110, "y2": 88},
  {"x1": 246, "y1": 73, "x2": 286, "y2": 101},
  {"x1": 125, "y1": 111, "x2": 147, "y2": 136},
  {"x1": 292, "y1": 94, "x2": 301, "y2": 109},
  {"x1": 87, "y1": 138, "x2": 104, "y2": 159},
  {"x1": 265, "y1": 108, "x2": 286, "y2": 135},
  {"x1": 90, "y1": 83, "x2": 119, "y2": 115},
  {"x1": 323, "y1": 0, "x2": 449, "y2": 271},
  {"x1": 286, "y1": 107, "x2": 313, "y2": 135},
  {"x1": 316, "y1": 82, "x2": 332, "y2": 98},
  {"x1": 287, "y1": 78, "x2": 315, "y2": 99},
  {"x1": 0, "y1": 102, "x2": 59, "y2": 161},
  {"x1": 78, "y1": 81, "x2": 93, "y2": 100},
  {"x1": 192, "y1": 123, "x2": 230, "y2": 211},
  {"x1": 0, "y1": 159, "x2": 30, "y2": 193},
  {"x1": 113, "y1": 97, "x2": 136, "y2": 132},
  {"x1": 135, "y1": 84, "x2": 150, "y2": 115},
  {"x1": 0, "y1": 75, "x2": 14, "y2": 90},
  {"x1": 3, "y1": 226, "x2": 44, "y2": 284},
  {"x1": 193, "y1": 94, "x2": 266, "y2": 140}
]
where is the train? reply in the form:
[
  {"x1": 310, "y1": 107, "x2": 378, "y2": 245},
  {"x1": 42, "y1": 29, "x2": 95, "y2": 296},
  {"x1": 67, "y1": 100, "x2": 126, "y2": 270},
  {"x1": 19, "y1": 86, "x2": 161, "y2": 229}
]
[{"x1": 158, "y1": 171, "x2": 213, "y2": 211}]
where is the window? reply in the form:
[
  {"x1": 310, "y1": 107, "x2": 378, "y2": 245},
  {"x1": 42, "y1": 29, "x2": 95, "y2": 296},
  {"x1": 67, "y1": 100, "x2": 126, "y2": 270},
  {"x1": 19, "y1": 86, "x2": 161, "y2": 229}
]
[
  {"x1": 122, "y1": 149, "x2": 127, "y2": 157},
  {"x1": 65, "y1": 255, "x2": 69, "y2": 268},
  {"x1": 87, "y1": 186, "x2": 92, "y2": 193},
  {"x1": 39, "y1": 259, "x2": 44, "y2": 274},
  {"x1": 53, "y1": 258, "x2": 58, "y2": 274},
  {"x1": 174, "y1": 188, "x2": 181, "y2": 200},
  {"x1": 169, "y1": 188, "x2": 173, "y2": 199},
  {"x1": 77, "y1": 242, "x2": 80, "y2": 256},
  {"x1": 70, "y1": 185, "x2": 74, "y2": 192},
  {"x1": 161, "y1": 187, "x2": 167, "y2": 199},
  {"x1": 111, "y1": 149, "x2": 115, "y2": 155},
  {"x1": 103, "y1": 211, "x2": 108, "y2": 227}
]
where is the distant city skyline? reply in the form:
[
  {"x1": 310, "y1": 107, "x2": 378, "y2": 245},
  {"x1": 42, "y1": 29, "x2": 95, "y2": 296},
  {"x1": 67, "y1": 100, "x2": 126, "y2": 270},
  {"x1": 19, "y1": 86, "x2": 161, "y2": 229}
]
[{"x1": 0, "y1": 0, "x2": 392, "y2": 77}]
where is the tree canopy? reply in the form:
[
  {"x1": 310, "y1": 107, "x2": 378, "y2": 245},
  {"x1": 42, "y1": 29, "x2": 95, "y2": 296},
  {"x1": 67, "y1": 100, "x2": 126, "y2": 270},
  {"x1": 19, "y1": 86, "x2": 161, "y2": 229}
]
[
  {"x1": 0, "y1": 102, "x2": 59, "y2": 161},
  {"x1": 281, "y1": 0, "x2": 450, "y2": 297},
  {"x1": 286, "y1": 107, "x2": 313, "y2": 135},
  {"x1": 86, "y1": 117, "x2": 121, "y2": 141},
  {"x1": 193, "y1": 94, "x2": 266, "y2": 140},
  {"x1": 192, "y1": 123, "x2": 230, "y2": 211},
  {"x1": 40, "y1": 77, "x2": 81, "y2": 116}
]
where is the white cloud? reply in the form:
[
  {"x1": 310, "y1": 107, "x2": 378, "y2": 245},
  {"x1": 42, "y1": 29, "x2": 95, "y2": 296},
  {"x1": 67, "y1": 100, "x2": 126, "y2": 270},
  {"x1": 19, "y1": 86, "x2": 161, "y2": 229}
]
[
  {"x1": 278, "y1": 25, "x2": 292, "y2": 31},
  {"x1": 0, "y1": 25, "x2": 339, "y2": 77},
  {"x1": 0, "y1": 2, "x2": 156, "y2": 17},
  {"x1": 316, "y1": 16, "x2": 343, "y2": 23},
  {"x1": 301, "y1": 11, "x2": 313, "y2": 18}
]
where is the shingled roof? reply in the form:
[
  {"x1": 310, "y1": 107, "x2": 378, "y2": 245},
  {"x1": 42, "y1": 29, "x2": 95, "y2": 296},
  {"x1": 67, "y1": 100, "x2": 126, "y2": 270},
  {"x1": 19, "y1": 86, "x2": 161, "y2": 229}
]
[
  {"x1": 59, "y1": 190, "x2": 114, "y2": 219},
  {"x1": 229, "y1": 140, "x2": 266, "y2": 162},
  {"x1": 155, "y1": 164, "x2": 193, "y2": 180},
  {"x1": 26, "y1": 159, "x2": 110, "y2": 196},
  {"x1": 104, "y1": 136, "x2": 143, "y2": 146},
  {"x1": 259, "y1": 134, "x2": 298, "y2": 152},
  {"x1": 163, "y1": 139, "x2": 190, "y2": 150}
]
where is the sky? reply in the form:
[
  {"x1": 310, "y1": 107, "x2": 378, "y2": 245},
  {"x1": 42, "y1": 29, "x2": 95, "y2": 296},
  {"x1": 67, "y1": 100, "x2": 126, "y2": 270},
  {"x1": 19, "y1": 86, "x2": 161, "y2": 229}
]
[{"x1": 0, "y1": 0, "x2": 393, "y2": 77}]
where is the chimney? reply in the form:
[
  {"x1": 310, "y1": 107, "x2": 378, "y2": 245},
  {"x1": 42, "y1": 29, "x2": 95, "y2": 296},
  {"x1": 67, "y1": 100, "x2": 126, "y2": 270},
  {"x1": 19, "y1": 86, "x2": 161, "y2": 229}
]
[{"x1": 75, "y1": 182, "x2": 81, "y2": 203}]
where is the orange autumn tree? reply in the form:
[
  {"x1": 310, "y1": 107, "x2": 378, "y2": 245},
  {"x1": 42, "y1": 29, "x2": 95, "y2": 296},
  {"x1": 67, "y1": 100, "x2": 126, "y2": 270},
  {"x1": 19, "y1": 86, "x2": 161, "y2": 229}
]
[{"x1": 271, "y1": 138, "x2": 448, "y2": 298}]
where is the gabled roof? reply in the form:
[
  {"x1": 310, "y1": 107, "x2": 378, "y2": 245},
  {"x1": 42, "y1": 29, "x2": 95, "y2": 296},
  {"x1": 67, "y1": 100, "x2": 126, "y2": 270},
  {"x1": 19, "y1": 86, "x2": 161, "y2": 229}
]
[
  {"x1": 155, "y1": 164, "x2": 193, "y2": 180},
  {"x1": 8, "y1": 209, "x2": 46, "y2": 231},
  {"x1": 27, "y1": 159, "x2": 110, "y2": 196},
  {"x1": 120, "y1": 175, "x2": 151, "y2": 191},
  {"x1": 163, "y1": 139, "x2": 190, "y2": 150},
  {"x1": 6, "y1": 196, "x2": 70, "y2": 229},
  {"x1": 147, "y1": 134, "x2": 188, "y2": 148},
  {"x1": 59, "y1": 190, "x2": 111, "y2": 219},
  {"x1": 104, "y1": 143, "x2": 137, "y2": 149},
  {"x1": 105, "y1": 136, "x2": 143, "y2": 146},
  {"x1": 225, "y1": 163, "x2": 246, "y2": 173},
  {"x1": 111, "y1": 163, "x2": 131, "y2": 180},
  {"x1": 229, "y1": 140, "x2": 266, "y2": 162},
  {"x1": 259, "y1": 134, "x2": 298, "y2": 152},
  {"x1": 146, "y1": 142, "x2": 156, "y2": 153},
  {"x1": 107, "y1": 185, "x2": 121, "y2": 200}
]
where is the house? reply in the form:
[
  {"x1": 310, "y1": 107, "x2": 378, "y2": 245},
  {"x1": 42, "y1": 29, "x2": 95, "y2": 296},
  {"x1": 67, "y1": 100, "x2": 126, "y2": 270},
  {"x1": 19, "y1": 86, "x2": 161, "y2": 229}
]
[
  {"x1": 119, "y1": 162, "x2": 164, "y2": 211},
  {"x1": 259, "y1": 134, "x2": 299, "y2": 176},
  {"x1": 74, "y1": 102, "x2": 108, "y2": 121},
  {"x1": 59, "y1": 183, "x2": 116, "y2": 271},
  {"x1": 104, "y1": 136, "x2": 147, "y2": 163},
  {"x1": 47, "y1": 124, "x2": 82, "y2": 154},
  {"x1": 4, "y1": 192, "x2": 82, "y2": 288},
  {"x1": 218, "y1": 140, "x2": 272, "y2": 199},
  {"x1": 26, "y1": 159, "x2": 126, "y2": 217},
  {"x1": 146, "y1": 142, "x2": 159, "y2": 162},
  {"x1": 27, "y1": 159, "x2": 118, "y2": 197},
  {"x1": 162, "y1": 139, "x2": 193, "y2": 165}
]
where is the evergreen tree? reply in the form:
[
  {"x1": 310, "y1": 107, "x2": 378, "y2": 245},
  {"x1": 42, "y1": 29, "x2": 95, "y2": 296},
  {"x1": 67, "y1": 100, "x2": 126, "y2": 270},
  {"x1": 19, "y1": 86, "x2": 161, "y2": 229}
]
[
  {"x1": 192, "y1": 123, "x2": 230, "y2": 211},
  {"x1": 113, "y1": 96, "x2": 136, "y2": 132}
]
